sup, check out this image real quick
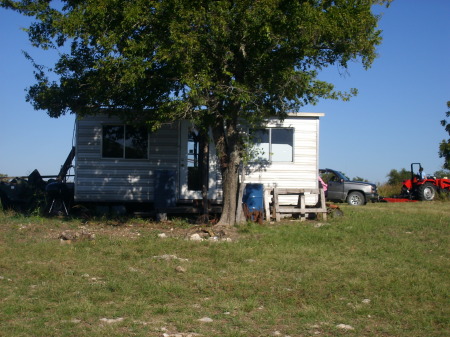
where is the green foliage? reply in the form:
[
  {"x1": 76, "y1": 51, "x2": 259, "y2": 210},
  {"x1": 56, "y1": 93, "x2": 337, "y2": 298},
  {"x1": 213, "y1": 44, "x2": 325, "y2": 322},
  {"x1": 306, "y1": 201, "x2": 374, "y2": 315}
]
[
  {"x1": 433, "y1": 169, "x2": 450, "y2": 178},
  {"x1": 438, "y1": 101, "x2": 450, "y2": 169},
  {"x1": 352, "y1": 176, "x2": 368, "y2": 182},
  {"x1": 378, "y1": 182, "x2": 402, "y2": 197},
  {"x1": 386, "y1": 168, "x2": 411, "y2": 185},
  {"x1": 1, "y1": 0, "x2": 389, "y2": 122}
]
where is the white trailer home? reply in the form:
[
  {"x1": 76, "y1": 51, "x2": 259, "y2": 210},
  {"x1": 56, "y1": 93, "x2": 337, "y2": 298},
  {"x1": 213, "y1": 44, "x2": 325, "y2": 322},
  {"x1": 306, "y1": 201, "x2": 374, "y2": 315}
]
[{"x1": 73, "y1": 112, "x2": 324, "y2": 212}]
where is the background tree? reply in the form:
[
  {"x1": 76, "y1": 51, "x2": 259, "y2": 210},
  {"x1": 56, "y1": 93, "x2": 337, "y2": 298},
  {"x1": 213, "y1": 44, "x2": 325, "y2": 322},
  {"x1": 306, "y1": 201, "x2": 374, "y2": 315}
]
[
  {"x1": 352, "y1": 176, "x2": 369, "y2": 182},
  {"x1": 433, "y1": 169, "x2": 450, "y2": 178},
  {"x1": 1, "y1": 0, "x2": 391, "y2": 225},
  {"x1": 438, "y1": 101, "x2": 450, "y2": 169},
  {"x1": 386, "y1": 168, "x2": 410, "y2": 185}
]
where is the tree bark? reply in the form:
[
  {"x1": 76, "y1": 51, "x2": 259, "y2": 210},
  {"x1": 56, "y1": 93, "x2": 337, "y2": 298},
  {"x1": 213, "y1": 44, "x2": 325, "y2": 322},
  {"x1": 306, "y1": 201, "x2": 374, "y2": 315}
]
[
  {"x1": 212, "y1": 117, "x2": 241, "y2": 227},
  {"x1": 217, "y1": 155, "x2": 240, "y2": 226}
]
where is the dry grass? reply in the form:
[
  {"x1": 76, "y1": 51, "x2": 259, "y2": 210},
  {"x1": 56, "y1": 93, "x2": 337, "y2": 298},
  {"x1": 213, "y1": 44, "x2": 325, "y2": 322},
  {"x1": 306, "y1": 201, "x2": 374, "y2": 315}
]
[{"x1": 0, "y1": 202, "x2": 449, "y2": 336}]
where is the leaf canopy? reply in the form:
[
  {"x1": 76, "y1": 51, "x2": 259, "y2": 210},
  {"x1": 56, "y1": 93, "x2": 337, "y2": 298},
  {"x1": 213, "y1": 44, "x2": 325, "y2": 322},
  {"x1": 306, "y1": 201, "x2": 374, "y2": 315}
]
[{"x1": 2, "y1": 0, "x2": 390, "y2": 129}]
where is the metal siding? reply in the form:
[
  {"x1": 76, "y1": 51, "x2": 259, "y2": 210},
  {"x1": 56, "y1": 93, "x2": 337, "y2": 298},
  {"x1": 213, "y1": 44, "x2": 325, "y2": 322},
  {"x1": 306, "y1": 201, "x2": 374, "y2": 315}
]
[
  {"x1": 75, "y1": 116, "x2": 179, "y2": 202},
  {"x1": 245, "y1": 117, "x2": 320, "y2": 205}
]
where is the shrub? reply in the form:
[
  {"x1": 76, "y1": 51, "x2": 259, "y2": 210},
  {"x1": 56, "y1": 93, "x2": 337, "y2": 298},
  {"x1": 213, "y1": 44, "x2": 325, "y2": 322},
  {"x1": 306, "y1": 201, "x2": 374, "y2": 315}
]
[{"x1": 378, "y1": 182, "x2": 402, "y2": 197}]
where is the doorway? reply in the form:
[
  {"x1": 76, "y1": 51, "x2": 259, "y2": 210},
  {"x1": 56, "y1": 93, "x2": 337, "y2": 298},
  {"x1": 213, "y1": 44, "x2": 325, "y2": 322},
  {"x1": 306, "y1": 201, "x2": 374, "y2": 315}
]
[{"x1": 179, "y1": 121, "x2": 205, "y2": 199}]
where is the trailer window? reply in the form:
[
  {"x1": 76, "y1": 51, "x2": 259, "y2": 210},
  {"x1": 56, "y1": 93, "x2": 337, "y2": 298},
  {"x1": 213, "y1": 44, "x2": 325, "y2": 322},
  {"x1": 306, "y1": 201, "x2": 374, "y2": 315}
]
[
  {"x1": 102, "y1": 125, "x2": 148, "y2": 159},
  {"x1": 251, "y1": 128, "x2": 293, "y2": 162}
]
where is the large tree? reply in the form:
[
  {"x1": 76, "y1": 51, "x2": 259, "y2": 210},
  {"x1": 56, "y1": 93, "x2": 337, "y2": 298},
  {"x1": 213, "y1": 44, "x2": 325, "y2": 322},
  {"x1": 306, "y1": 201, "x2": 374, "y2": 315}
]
[
  {"x1": 2, "y1": 0, "x2": 391, "y2": 225},
  {"x1": 439, "y1": 101, "x2": 450, "y2": 170}
]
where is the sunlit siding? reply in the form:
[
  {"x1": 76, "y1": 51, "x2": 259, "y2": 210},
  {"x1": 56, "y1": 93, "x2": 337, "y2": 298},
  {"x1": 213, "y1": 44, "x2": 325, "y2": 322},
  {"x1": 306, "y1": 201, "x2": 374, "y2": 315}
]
[
  {"x1": 245, "y1": 115, "x2": 322, "y2": 205},
  {"x1": 74, "y1": 115, "x2": 179, "y2": 202}
]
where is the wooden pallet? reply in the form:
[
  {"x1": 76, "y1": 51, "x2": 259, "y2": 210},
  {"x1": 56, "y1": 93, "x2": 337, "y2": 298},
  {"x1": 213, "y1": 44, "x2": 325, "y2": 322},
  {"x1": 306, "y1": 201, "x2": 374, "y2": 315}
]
[{"x1": 269, "y1": 188, "x2": 327, "y2": 222}]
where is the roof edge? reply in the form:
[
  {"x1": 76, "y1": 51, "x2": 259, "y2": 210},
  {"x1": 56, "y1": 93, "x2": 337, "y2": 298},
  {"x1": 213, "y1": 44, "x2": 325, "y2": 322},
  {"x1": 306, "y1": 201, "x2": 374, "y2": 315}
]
[{"x1": 286, "y1": 112, "x2": 325, "y2": 117}]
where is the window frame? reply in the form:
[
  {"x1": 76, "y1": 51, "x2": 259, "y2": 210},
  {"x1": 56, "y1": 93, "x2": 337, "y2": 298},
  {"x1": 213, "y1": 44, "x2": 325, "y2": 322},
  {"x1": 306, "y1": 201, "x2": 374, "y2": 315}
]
[
  {"x1": 250, "y1": 127, "x2": 294, "y2": 163},
  {"x1": 101, "y1": 124, "x2": 149, "y2": 160}
]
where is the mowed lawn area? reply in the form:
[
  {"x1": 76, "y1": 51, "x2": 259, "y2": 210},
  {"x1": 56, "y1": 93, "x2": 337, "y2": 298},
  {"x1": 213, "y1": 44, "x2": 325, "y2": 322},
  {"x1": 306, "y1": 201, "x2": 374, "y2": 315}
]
[{"x1": 0, "y1": 202, "x2": 448, "y2": 337}]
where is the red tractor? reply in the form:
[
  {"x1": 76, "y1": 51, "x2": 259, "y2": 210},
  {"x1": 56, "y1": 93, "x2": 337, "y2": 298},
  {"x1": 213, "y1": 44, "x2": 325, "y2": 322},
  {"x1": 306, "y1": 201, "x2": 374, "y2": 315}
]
[{"x1": 400, "y1": 163, "x2": 450, "y2": 201}]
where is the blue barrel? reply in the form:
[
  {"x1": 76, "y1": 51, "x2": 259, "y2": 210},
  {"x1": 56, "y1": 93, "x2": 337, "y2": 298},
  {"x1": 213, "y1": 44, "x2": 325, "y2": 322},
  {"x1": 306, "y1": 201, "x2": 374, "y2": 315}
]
[{"x1": 243, "y1": 184, "x2": 264, "y2": 212}]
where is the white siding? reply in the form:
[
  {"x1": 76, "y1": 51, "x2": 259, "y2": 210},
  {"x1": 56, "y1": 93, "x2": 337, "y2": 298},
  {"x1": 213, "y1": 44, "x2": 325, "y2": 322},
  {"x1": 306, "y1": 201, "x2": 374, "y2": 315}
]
[
  {"x1": 75, "y1": 115, "x2": 179, "y2": 202},
  {"x1": 245, "y1": 115, "x2": 322, "y2": 205}
]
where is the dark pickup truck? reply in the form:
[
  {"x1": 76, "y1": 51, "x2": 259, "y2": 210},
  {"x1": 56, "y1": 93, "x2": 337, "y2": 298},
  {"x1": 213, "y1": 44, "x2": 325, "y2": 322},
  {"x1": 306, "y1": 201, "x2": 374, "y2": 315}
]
[{"x1": 319, "y1": 168, "x2": 378, "y2": 206}]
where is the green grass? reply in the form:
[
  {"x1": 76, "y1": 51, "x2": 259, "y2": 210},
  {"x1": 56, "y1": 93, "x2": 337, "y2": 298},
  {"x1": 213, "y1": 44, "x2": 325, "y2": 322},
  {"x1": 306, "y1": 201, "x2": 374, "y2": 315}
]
[{"x1": 0, "y1": 202, "x2": 449, "y2": 336}]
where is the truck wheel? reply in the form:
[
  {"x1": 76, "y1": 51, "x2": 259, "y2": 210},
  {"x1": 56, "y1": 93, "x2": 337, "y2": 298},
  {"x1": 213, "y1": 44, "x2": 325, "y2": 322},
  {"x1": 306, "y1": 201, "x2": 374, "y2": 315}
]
[
  {"x1": 347, "y1": 191, "x2": 365, "y2": 206},
  {"x1": 417, "y1": 182, "x2": 436, "y2": 201}
]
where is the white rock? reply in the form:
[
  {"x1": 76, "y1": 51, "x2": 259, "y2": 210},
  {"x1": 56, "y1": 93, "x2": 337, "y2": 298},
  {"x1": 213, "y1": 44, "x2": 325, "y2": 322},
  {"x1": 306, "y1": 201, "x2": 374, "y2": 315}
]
[
  {"x1": 198, "y1": 317, "x2": 213, "y2": 322},
  {"x1": 362, "y1": 298, "x2": 371, "y2": 304},
  {"x1": 100, "y1": 317, "x2": 124, "y2": 324},
  {"x1": 190, "y1": 233, "x2": 203, "y2": 241},
  {"x1": 336, "y1": 324, "x2": 354, "y2": 330},
  {"x1": 158, "y1": 233, "x2": 167, "y2": 238},
  {"x1": 153, "y1": 254, "x2": 188, "y2": 261}
]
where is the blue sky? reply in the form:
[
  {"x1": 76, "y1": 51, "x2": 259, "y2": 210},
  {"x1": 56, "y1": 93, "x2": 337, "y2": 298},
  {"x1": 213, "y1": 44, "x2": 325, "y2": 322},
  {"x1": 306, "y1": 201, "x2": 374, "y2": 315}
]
[{"x1": 1, "y1": 0, "x2": 449, "y2": 183}]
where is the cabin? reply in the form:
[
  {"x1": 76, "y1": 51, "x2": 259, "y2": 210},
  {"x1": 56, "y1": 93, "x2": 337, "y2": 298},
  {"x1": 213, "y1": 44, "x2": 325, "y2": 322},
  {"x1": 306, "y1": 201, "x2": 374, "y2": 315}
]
[{"x1": 73, "y1": 112, "x2": 324, "y2": 215}]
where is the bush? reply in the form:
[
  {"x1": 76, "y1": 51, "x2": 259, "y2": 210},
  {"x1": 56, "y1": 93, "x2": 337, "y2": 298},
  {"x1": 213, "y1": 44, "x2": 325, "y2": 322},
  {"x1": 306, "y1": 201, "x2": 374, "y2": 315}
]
[
  {"x1": 378, "y1": 182, "x2": 402, "y2": 197},
  {"x1": 436, "y1": 189, "x2": 450, "y2": 201}
]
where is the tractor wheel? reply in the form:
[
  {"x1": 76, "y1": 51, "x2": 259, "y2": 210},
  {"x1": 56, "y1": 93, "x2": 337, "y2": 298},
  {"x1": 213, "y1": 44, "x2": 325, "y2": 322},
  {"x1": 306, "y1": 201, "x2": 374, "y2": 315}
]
[
  {"x1": 417, "y1": 182, "x2": 436, "y2": 201},
  {"x1": 347, "y1": 191, "x2": 365, "y2": 206}
]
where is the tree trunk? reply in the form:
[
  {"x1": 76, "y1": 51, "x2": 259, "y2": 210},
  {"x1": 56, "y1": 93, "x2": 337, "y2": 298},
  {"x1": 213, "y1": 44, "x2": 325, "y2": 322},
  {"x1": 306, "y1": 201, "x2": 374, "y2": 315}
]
[
  {"x1": 212, "y1": 118, "x2": 241, "y2": 227},
  {"x1": 217, "y1": 155, "x2": 240, "y2": 226}
]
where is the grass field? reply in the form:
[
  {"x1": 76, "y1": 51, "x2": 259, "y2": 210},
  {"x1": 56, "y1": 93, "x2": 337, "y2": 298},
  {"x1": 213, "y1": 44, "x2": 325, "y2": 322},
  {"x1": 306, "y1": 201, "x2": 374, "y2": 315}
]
[{"x1": 0, "y1": 202, "x2": 449, "y2": 336}]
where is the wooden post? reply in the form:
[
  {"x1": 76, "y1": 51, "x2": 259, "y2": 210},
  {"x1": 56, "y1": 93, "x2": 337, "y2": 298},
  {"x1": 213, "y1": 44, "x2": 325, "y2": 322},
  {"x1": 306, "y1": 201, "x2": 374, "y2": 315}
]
[
  {"x1": 264, "y1": 188, "x2": 271, "y2": 221},
  {"x1": 273, "y1": 188, "x2": 280, "y2": 222}
]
